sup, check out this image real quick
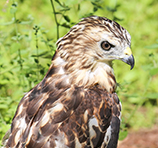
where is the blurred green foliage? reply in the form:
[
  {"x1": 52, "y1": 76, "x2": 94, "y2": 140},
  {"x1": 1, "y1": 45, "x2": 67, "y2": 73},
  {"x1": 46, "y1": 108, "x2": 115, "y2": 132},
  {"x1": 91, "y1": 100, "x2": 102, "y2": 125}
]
[{"x1": 0, "y1": 0, "x2": 158, "y2": 145}]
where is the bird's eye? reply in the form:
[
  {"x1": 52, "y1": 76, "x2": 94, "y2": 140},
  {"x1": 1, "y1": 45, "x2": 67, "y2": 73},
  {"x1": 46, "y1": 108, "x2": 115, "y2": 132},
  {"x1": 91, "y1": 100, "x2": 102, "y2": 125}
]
[{"x1": 101, "y1": 41, "x2": 112, "y2": 51}]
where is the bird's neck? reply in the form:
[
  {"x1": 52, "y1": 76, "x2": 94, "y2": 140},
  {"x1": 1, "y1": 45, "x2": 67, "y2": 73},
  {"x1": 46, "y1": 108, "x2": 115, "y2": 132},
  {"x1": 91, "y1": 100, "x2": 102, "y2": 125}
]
[
  {"x1": 48, "y1": 52, "x2": 117, "y2": 93},
  {"x1": 69, "y1": 61, "x2": 117, "y2": 92}
]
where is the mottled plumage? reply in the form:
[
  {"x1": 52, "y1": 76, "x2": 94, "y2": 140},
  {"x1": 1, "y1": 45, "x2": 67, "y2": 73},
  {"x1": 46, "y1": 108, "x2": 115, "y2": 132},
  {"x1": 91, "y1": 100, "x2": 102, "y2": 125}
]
[{"x1": 3, "y1": 16, "x2": 134, "y2": 148}]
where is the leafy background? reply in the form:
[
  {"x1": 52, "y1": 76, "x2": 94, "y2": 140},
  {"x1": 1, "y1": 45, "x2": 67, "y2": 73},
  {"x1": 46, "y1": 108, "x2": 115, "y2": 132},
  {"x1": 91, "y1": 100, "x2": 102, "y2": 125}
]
[{"x1": 0, "y1": 0, "x2": 158, "y2": 145}]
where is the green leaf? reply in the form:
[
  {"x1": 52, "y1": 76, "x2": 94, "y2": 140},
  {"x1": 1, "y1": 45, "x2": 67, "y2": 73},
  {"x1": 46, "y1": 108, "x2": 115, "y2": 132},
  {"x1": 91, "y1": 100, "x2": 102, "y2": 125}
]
[
  {"x1": 34, "y1": 58, "x2": 39, "y2": 63},
  {"x1": 10, "y1": 3, "x2": 18, "y2": 14},
  {"x1": 119, "y1": 130, "x2": 128, "y2": 140},
  {"x1": 145, "y1": 93, "x2": 158, "y2": 99},
  {"x1": 145, "y1": 44, "x2": 158, "y2": 49},
  {"x1": 32, "y1": 51, "x2": 52, "y2": 59},
  {"x1": 0, "y1": 104, "x2": 8, "y2": 109},
  {"x1": 141, "y1": 64, "x2": 153, "y2": 71},
  {"x1": 59, "y1": 7, "x2": 70, "y2": 12},
  {"x1": 63, "y1": 15, "x2": 70, "y2": 22},
  {"x1": 19, "y1": 20, "x2": 33, "y2": 25},
  {"x1": 60, "y1": 23, "x2": 70, "y2": 28},
  {"x1": 10, "y1": 43, "x2": 21, "y2": 54},
  {"x1": 91, "y1": 2, "x2": 97, "y2": 6},
  {"x1": 106, "y1": 6, "x2": 117, "y2": 12},
  {"x1": 149, "y1": 67, "x2": 158, "y2": 76},
  {"x1": 0, "y1": 20, "x2": 14, "y2": 26},
  {"x1": 11, "y1": 33, "x2": 23, "y2": 41},
  {"x1": 93, "y1": 7, "x2": 98, "y2": 12},
  {"x1": 54, "y1": 0, "x2": 63, "y2": 7},
  {"x1": 0, "y1": 79, "x2": 10, "y2": 85},
  {"x1": 78, "y1": 4, "x2": 80, "y2": 11}
]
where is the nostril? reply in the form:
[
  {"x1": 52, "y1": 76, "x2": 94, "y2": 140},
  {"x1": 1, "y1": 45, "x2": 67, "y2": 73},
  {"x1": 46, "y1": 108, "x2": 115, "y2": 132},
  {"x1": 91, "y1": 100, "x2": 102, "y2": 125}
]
[{"x1": 124, "y1": 47, "x2": 132, "y2": 56}]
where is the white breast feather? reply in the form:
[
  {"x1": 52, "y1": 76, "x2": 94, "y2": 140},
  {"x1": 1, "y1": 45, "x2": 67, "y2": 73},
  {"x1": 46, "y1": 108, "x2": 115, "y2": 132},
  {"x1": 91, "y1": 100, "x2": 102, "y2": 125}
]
[
  {"x1": 88, "y1": 116, "x2": 98, "y2": 147},
  {"x1": 103, "y1": 125, "x2": 111, "y2": 146},
  {"x1": 54, "y1": 130, "x2": 69, "y2": 148}
]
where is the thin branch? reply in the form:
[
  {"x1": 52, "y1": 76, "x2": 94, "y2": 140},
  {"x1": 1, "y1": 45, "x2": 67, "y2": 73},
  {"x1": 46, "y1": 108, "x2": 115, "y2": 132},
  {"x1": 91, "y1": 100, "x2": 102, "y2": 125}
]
[{"x1": 50, "y1": 0, "x2": 59, "y2": 40}]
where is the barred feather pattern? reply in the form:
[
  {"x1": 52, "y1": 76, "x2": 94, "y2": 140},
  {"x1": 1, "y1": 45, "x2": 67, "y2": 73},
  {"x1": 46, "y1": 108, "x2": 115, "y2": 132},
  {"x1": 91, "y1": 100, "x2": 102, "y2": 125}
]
[{"x1": 3, "y1": 16, "x2": 133, "y2": 148}]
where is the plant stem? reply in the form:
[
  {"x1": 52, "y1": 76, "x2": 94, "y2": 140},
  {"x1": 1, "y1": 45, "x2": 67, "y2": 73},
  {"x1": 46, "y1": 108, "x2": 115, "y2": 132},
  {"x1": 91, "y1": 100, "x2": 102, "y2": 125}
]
[
  {"x1": 35, "y1": 31, "x2": 39, "y2": 77},
  {"x1": 13, "y1": 3, "x2": 23, "y2": 70},
  {"x1": 50, "y1": 0, "x2": 59, "y2": 40}
]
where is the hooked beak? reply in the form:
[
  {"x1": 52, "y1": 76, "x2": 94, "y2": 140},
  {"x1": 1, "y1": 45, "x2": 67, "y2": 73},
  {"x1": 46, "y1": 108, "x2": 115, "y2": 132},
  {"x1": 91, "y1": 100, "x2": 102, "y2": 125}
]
[{"x1": 121, "y1": 47, "x2": 135, "y2": 70}]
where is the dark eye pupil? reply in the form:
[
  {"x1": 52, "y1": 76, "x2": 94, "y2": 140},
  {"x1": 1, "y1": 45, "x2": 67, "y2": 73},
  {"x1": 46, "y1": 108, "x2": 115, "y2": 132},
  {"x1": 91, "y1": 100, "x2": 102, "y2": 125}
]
[
  {"x1": 101, "y1": 41, "x2": 111, "y2": 51},
  {"x1": 104, "y1": 43, "x2": 109, "y2": 48}
]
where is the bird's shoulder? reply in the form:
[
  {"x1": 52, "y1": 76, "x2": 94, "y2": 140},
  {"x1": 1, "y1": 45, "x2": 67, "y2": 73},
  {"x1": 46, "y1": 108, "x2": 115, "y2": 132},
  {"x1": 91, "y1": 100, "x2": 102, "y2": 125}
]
[{"x1": 5, "y1": 73, "x2": 121, "y2": 148}]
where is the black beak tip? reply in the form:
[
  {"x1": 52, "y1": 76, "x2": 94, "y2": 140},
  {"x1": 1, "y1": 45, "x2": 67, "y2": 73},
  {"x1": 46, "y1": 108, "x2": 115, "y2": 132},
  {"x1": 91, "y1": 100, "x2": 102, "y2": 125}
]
[
  {"x1": 129, "y1": 55, "x2": 135, "y2": 70},
  {"x1": 130, "y1": 64, "x2": 134, "y2": 70},
  {"x1": 122, "y1": 54, "x2": 135, "y2": 70}
]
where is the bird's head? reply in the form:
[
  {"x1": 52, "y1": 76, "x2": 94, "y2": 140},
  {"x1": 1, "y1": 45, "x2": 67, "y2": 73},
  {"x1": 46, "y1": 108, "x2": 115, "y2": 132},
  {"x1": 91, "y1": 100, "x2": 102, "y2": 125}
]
[
  {"x1": 55, "y1": 16, "x2": 134, "y2": 91},
  {"x1": 57, "y1": 16, "x2": 134, "y2": 71}
]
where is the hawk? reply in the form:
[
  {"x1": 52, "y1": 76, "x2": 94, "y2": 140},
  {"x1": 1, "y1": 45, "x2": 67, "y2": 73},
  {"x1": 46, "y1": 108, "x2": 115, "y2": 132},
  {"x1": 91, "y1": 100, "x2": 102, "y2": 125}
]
[{"x1": 3, "y1": 16, "x2": 134, "y2": 148}]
